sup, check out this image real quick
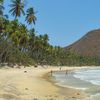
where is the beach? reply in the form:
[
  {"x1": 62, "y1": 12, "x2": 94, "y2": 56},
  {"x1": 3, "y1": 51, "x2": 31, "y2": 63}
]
[{"x1": 0, "y1": 66, "x2": 88, "y2": 100}]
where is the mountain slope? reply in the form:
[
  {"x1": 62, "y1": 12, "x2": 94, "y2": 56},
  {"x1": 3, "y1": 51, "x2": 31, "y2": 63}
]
[{"x1": 65, "y1": 29, "x2": 100, "y2": 56}]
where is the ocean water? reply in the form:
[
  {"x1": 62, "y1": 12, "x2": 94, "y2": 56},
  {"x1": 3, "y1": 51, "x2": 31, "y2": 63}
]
[
  {"x1": 74, "y1": 67, "x2": 100, "y2": 86},
  {"x1": 52, "y1": 67, "x2": 100, "y2": 100}
]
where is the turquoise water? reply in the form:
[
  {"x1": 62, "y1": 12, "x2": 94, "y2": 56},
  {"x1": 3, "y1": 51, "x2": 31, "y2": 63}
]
[{"x1": 52, "y1": 67, "x2": 100, "y2": 100}]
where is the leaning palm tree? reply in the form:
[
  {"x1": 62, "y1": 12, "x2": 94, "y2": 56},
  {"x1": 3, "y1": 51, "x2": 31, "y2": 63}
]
[
  {"x1": 9, "y1": 0, "x2": 25, "y2": 19},
  {"x1": 25, "y1": 7, "x2": 37, "y2": 25}
]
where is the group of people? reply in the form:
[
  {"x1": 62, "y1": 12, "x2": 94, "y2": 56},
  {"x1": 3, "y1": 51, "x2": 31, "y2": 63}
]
[{"x1": 50, "y1": 67, "x2": 68, "y2": 76}]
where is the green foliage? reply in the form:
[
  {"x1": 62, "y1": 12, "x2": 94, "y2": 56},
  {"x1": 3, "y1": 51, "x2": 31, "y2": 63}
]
[{"x1": 0, "y1": 0, "x2": 100, "y2": 67}]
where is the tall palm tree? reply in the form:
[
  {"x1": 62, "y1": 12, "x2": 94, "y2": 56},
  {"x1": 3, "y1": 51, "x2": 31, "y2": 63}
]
[
  {"x1": 0, "y1": 0, "x2": 3, "y2": 3},
  {"x1": 9, "y1": 0, "x2": 25, "y2": 19},
  {"x1": 43, "y1": 34, "x2": 49, "y2": 45},
  {"x1": 0, "y1": 0, "x2": 4, "y2": 17},
  {"x1": 25, "y1": 7, "x2": 37, "y2": 25},
  {"x1": 19, "y1": 24, "x2": 28, "y2": 49}
]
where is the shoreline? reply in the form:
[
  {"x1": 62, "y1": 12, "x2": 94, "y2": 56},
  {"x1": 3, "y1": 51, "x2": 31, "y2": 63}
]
[
  {"x1": 0, "y1": 66, "x2": 89, "y2": 100},
  {"x1": 42, "y1": 66, "x2": 89, "y2": 100}
]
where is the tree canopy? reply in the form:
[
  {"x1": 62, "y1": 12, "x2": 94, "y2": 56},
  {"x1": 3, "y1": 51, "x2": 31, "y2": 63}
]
[{"x1": 0, "y1": 0, "x2": 100, "y2": 67}]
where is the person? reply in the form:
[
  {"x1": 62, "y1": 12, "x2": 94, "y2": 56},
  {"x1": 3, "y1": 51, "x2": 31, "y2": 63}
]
[
  {"x1": 59, "y1": 67, "x2": 61, "y2": 70},
  {"x1": 51, "y1": 70, "x2": 53, "y2": 76},
  {"x1": 65, "y1": 70, "x2": 68, "y2": 78},
  {"x1": 66, "y1": 70, "x2": 68, "y2": 75}
]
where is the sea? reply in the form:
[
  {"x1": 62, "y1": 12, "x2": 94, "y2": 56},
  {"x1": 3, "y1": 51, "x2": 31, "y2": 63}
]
[{"x1": 52, "y1": 67, "x2": 100, "y2": 100}]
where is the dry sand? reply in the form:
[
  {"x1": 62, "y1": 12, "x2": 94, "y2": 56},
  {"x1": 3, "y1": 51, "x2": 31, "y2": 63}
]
[{"x1": 0, "y1": 66, "x2": 88, "y2": 100}]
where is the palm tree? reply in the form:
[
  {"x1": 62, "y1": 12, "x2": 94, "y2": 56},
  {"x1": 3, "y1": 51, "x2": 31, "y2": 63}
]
[
  {"x1": 28, "y1": 28, "x2": 36, "y2": 49},
  {"x1": 0, "y1": 0, "x2": 3, "y2": 3},
  {"x1": 0, "y1": 0, "x2": 4, "y2": 17},
  {"x1": 19, "y1": 24, "x2": 28, "y2": 50},
  {"x1": 25, "y1": 7, "x2": 37, "y2": 25},
  {"x1": 0, "y1": 0, "x2": 7, "y2": 36},
  {"x1": 9, "y1": 0, "x2": 25, "y2": 19},
  {"x1": 42, "y1": 34, "x2": 49, "y2": 46}
]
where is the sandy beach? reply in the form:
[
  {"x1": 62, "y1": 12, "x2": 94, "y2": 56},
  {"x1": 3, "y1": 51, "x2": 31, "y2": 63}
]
[{"x1": 0, "y1": 66, "x2": 88, "y2": 100}]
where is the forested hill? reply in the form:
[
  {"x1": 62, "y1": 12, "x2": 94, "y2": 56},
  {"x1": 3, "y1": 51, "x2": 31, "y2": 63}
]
[{"x1": 65, "y1": 29, "x2": 100, "y2": 57}]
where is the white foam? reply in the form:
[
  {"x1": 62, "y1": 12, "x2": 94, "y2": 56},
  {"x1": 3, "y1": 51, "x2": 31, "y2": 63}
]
[
  {"x1": 73, "y1": 67, "x2": 100, "y2": 86},
  {"x1": 90, "y1": 93, "x2": 100, "y2": 100},
  {"x1": 55, "y1": 82, "x2": 87, "y2": 90},
  {"x1": 90, "y1": 80, "x2": 100, "y2": 86}
]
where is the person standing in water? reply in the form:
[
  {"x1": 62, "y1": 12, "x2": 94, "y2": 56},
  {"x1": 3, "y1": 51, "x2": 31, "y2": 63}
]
[
  {"x1": 66, "y1": 70, "x2": 68, "y2": 75},
  {"x1": 65, "y1": 70, "x2": 68, "y2": 79}
]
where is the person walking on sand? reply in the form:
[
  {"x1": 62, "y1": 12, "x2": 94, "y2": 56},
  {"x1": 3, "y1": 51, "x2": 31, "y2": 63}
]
[
  {"x1": 60, "y1": 67, "x2": 61, "y2": 70},
  {"x1": 51, "y1": 70, "x2": 53, "y2": 76}
]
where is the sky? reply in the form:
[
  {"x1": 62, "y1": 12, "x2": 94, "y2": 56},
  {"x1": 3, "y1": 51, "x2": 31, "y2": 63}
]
[{"x1": 4, "y1": 0, "x2": 100, "y2": 47}]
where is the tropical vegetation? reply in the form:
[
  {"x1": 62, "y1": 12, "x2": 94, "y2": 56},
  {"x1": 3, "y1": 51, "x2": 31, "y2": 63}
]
[{"x1": 0, "y1": 0, "x2": 100, "y2": 67}]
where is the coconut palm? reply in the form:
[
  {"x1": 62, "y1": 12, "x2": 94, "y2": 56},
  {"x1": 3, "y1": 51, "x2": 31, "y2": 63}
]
[
  {"x1": 19, "y1": 24, "x2": 28, "y2": 50},
  {"x1": 42, "y1": 34, "x2": 49, "y2": 46},
  {"x1": 9, "y1": 0, "x2": 25, "y2": 19},
  {"x1": 25, "y1": 7, "x2": 37, "y2": 25},
  {"x1": 0, "y1": 0, "x2": 3, "y2": 3},
  {"x1": 0, "y1": 0, "x2": 4, "y2": 17}
]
